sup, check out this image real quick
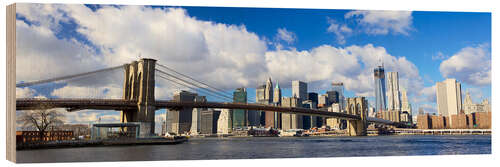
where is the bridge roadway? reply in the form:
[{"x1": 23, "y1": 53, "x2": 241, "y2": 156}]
[{"x1": 16, "y1": 98, "x2": 407, "y2": 126}]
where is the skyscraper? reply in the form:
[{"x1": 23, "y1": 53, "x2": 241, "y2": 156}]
[
  {"x1": 436, "y1": 78, "x2": 462, "y2": 125},
  {"x1": 233, "y1": 87, "x2": 247, "y2": 128},
  {"x1": 292, "y1": 80, "x2": 307, "y2": 102},
  {"x1": 326, "y1": 90, "x2": 339, "y2": 106},
  {"x1": 265, "y1": 77, "x2": 273, "y2": 103},
  {"x1": 401, "y1": 88, "x2": 412, "y2": 114},
  {"x1": 374, "y1": 65, "x2": 387, "y2": 112},
  {"x1": 273, "y1": 82, "x2": 282, "y2": 105},
  {"x1": 190, "y1": 95, "x2": 207, "y2": 135},
  {"x1": 281, "y1": 96, "x2": 302, "y2": 130},
  {"x1": 386, "y1": 72, "x2": 401, "y2": 111},
  {"x1": 332, "y1": 82, "x2": 345, "y2": 109},
  {"x1": 168, "y1": 90, "x2": 197, "y2": 135}
]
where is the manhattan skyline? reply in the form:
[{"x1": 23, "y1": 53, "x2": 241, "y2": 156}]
[{"x1": 15, "y1": 4, "x2": 491, "y2": 129}]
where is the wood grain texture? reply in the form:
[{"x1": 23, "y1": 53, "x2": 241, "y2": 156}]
[{"x1": 6, "y1": 3, "x2": 17, "y2": 163}]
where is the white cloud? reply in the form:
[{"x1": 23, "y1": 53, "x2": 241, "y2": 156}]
[
  {"x1": 417, "y1": 85, "x2": 436, "y2": 103},
  {"x1": 64, "y1": 111, "x2": 120, "y2": 124},
  {"x1": 16, "y1": 87, "x2": 36, "y2": 98},
  {"x1": 15, "y1": 4, "x2": 428, "y2": 121},
  {"x1": 345, "y1": 10, "x2": 413, "y2": 35},
  {"x1": 51, "y1": 84, "x2": 122, "y2": 99},
  {"x1": 432, "y1": 52, "x2": 447, "y2": 60},
  {"x1": 276, "y1": 28, "x2": 297, "y2": 44},
  {"x1": 440, "y1": 45, "x2": 491, "y2": 86},
  {"x1": 419, "y1": 103, "x2": 437, "y2": 114},
  {"x1": 265, "y1": 44, "x2": 424, "y2": 97},
  {"x1": 327, "y1": 18, "x2": 352, "y2": 44}
]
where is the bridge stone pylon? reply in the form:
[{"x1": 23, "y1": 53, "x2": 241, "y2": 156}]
[
  {"x1": 121, "y1": 58, "x2": 157, "y2": 136},
  {"x1": 346, "y1": 97, "x2": 368, "y2": 136}
]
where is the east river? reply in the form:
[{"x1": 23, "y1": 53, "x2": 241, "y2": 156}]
[{"x1": 17, "y1": 135, "x2": 491, "y2": 163}]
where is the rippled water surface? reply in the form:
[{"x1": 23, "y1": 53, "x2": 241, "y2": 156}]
[{"x1": 17, "y1": 135, "x2": 491, "y2": 163}]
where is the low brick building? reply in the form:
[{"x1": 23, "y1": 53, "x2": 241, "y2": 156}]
[
  {"x1": 417, "y1": 114, "x2": 432, "y2": 129},
  {"x1": 16, "y1": 131, "x2": 74, "y2": 143}
]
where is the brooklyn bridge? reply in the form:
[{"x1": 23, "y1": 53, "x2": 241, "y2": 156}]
[{"x1": 16, "y1": 58, "x2": 411, "y2": 137}]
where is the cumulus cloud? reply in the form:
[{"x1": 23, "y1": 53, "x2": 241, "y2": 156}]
[
  {"x1": 345, "y1": 10, "x2": 413, "y2": 35},
  {"x1": 51, "y1": 84, "x2": 122, "y2": 99},
  {"x1": 265, "y1": 44, "x2": 424, "y2": 97},
  {"x1": 16, "y1": 87, "x2": 36, "y2": 98},
  {"x1": 276, "y1": 28, "x2": 297, "y2": 44},
  {"x1": 64, "y1": 111, "x2": 120, "y2": 124},
  {"x1": 417, "y1": 85, "x2": 436, "y2": 103},
  {"x1": 327, "y1": 18, "x2": 352, "y2": 44},
  {"x1": 16, "y1": 4, "x2": 428, "y2": 124},
  {"x1": 439, "y1": 44, "x2": 491, "y2": 86}
]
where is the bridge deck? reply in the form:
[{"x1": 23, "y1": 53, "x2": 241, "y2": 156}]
[{"x1": 16, "y1": 98, "x2": 411, "y2": 127}]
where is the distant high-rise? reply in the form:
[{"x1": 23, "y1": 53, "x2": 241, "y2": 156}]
[
  {"x1": 386, "y1": 72, "x2": 401, "y2": 111},
  {"x1": 256, "y1": 84, "x2": 266, "y2": 103},
  {"x1": 331, "y1": 82, "x2": 345, "y2": 109},
  {"x1": 292, "y1": 80, "x2": 307, "y2": 102},
  {"x1": 326, "y1": 90, "x2": 340, "y2": 106},
  {"x1": 374, "y1": 65, "x2": 387, "y2": 112},
  {"x1": 281, "y1": 96, "x2": 302, "y2": 130},
  {"x1": 190, "y1": 95, "x2": 207, "y2": 135},
  {"x1": 200, "y1": 109, "x2": 220, "y2": 134},
  {"x1": 273, "y1": 82, "x2": 282, "y2": 105},
  {"x1": 265, "y1": 78, "x2": 273, "y2": 103},
  {"x1": 436, "y1": 78, "x2": 462, "y2": 125},
  {"x1": 168, "y1": 90, "x2": 197, "y2": 135},
  {"x1": 318, "y1": 94, "x2": 328, "y2": 108},
  {"x1": 233, "y1": 87, "x2": 247, "y2": 128},
  {"x1": 401, "y1": 88, "x2": 412, "y2": 114},
  {"x1": 217, "y1": 109, "x2": 232, "y2": 134}
]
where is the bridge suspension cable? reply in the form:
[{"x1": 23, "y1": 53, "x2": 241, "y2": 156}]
[
  {"x1": 156, "y1": 64, "x2": 235, "y2": 96},
  {"x1": 16, "y1": 65, "x2": 125, "y2": 87},
  {"x1": 156, "y1": 74, "x2": 233, "y2": 102},
  {"x1": 155, "y1": 68, "x2": 234, "y2": 101},
  {"x1": 156, "y1": 63, "x2": 256, "y2": 103}
]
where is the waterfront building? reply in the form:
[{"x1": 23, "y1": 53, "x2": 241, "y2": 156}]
[
  {"x1": 307, "y1": 92, "x2": 321, "y2": 127},
  {"x1": 256, "y1": 84, "x2": 267, "y2": 126},
  {"x1": 217, "y1": 109, "x2": 232, "y2": 134},
  {"x1": 281, "y1": 96, "x2": 303, "y2": 130},
  {"x1": 326, "y1": 103, "x2": 343, "y2": 130},
  {"x1": 463, "y1": 91, "x2": 491, "y2": 114},
  {"x1": 190, "y1": 95, "x2": 207, "y2": 135},
  {"x1": 168, "y1": 91, "x2": 197, "y2": 135},
  {"x1": 200, "y1": 109, "x2": 221, "y2": 134},
  {"x1": 436, "y1": 78, "x2": 462, "y2": 125},
  {"x1": 302, "y1": 100, "x2": 317, "y2": 129},
  {"x1": 386, "y1": 72, "x2": 401, "y2": 111},
  {"x1": 292, "y1": 80, "x2": 308, "y2": 102},
  {"x1": 233, "y1": 87, "x2": 247, "y2": 128},
  {"x1": 400, "y1": 111, "x2": 412, "y2": 124},
  {"x1": 374, "y1": 65, "x2": 387, "y2": 112}
]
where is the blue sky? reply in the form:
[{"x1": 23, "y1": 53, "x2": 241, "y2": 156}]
[{"x1": 15, "y1": 4, "x2": 491, "y2": 129}]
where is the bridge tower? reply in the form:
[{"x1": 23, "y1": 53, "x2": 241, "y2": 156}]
[
  {"x1": 121, "y1": 58, "x2": 157, "y2": 136},
  {"x1": 346, "y1": 97, "x2": 368, "y2": 136}
]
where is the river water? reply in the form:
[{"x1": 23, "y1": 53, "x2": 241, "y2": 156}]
[{"x1": 17, "y1": 135, "x2": 491, "y2": 163}]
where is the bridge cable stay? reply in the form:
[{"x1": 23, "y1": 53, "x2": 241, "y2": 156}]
[
  {"x1": 156, "y1": 63, "x2": 257, "y2": 103},
  {"x1": 16, "y1": 65, "x2": 125, "y2": 88},
  {"x1": 156, "y1": 64, "x2": 236, "y2": 97},
  {"x1": 155, "y1": 68, "x2": 235, "y2": 101},
  {"x1": 156, "y1": 74, "x2": 234, "y2": 102}
]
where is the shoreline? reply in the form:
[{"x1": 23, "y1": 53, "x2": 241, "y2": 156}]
[{"x1": 17, "y1": 131, "x2": 491, "y2": 151}]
